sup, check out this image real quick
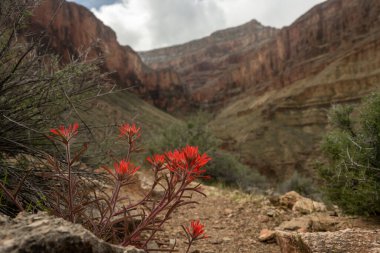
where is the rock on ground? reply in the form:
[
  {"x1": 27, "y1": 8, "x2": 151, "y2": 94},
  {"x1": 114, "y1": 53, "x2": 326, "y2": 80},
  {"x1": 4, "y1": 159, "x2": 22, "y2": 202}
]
[
  {"x1": 0, "y1": 212, "x2": 144, "y2": 253},
  {"x1": 279, "y1": 191, "x2": 326, "y2": 214},
  {"x1": 276, "y1": 214, "x2": 341, "y2": 233},
  {"x1": 276, "y1": 229, "x2": 380, "y2": 253}
]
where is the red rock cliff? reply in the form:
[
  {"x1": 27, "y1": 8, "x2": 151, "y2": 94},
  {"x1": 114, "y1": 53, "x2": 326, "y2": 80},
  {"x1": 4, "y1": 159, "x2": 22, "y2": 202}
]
[
  {"x1": 141, "y1": 0, "x2": 380, "y2": 109},
  {"x1": 29, "y1": 0, "x2": 184, "y2": 111},
  {"x1": 209, "y1": 0, "x2": 380, "y2": 179}
]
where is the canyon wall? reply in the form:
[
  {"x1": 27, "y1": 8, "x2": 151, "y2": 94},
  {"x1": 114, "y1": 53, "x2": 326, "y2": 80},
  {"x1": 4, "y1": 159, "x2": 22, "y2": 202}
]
[
  {"x1": 210, "y1": 0, "x2": 380, "y2": 180},
  {"x1": 29, "y1": 0, "x2": 185, "y2": 111},
  {"x1": 140, "y1": 20, "x2": 278, "y2": 106},
  {"x1": 141, "y1": 0, "x2": 380, "y2": 179},
  {"x1": 142, "y1": 0, "x2": 380, "y2": 109}
]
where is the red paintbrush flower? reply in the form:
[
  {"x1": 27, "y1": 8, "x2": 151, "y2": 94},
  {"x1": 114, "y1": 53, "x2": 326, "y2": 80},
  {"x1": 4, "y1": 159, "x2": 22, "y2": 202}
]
[
  {"x1": 147, "y1": 154, "x2": 165, "y2": 170},
  {"x1": 182, "y1": 220, "x2": 208, "y2": 253},
  {"x1": 114, "y1": 160, "x2": 140, "y2": 179},
  {"x1": 184, "y1": 220, "x2": 208, "y2": 240},
  {"x1": 165, "y1": 145, "x2": 211, "y2": 182},
  {"x1": 50, "y1": 123, "x2": 79, "y2": 143},
  {"x1": 118, "y1": 123, "x2": 141, "y2": 142}
]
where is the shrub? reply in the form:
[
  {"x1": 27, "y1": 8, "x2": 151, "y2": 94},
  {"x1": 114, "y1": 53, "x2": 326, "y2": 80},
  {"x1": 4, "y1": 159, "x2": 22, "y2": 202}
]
[
  {"x1": 319, "y1": 95, "x2": 380, "y2": 215},
  {"x1": 277, "y1": 171, "x2": 318, "y2": 198},
  {"x1": 207, "y1": 149, "x2": 267, "y2": 191},
  {"x1": 148, "y1": 111, "x2": 219, "y2": 154},
  {"x1": 0, "y1": 0, "x2": 108, "y2": 216}
]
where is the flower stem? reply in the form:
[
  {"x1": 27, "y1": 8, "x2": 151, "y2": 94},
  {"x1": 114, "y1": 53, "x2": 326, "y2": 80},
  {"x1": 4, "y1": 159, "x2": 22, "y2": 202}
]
[
  {"x1": 66, "y1": 142, "x2": 74, "y2": 223},
  {"x1": 185, "y1": 240, "x2": 193, "y2": 253},
  {"x1": 99, "y1": 180, "x2": 121, "y2": 236}
]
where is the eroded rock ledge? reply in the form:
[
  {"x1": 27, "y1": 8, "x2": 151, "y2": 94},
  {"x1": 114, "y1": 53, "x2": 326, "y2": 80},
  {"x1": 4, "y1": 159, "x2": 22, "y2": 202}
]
[{"x1": 0, "y1": 212, "x2": 144, "y2": 253}]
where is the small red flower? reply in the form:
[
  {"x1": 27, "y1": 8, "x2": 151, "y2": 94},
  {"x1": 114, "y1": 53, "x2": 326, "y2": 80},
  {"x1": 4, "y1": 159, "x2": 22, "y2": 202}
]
[
  {"x1": 118, "y1": 123, "x2": 141, "y2": 142},
  {"x1": 147, "y1": 154, "x2": 165, "y2": 170},
  {"x1": 50, "y1": 123, "x2": 79, "y2": 143},
  {"x1": 185, "y1": 220, "x2": 208, "y2": 240},
  {"x1": 114, "y1": 160, "x2": 140, "y2": 179}
]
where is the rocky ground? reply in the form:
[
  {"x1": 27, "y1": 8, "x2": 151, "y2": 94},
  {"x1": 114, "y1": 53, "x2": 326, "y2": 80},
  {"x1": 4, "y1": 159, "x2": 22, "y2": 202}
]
[
  {"x1": 159, "y1": 186, "x2": 281, "y2": 253},
  {"x1": 153, "y1": 182, "x2": 380, "y2": 253},
  {"x1": 1, "y1": 170, "x2": 380, "y2": 253}
]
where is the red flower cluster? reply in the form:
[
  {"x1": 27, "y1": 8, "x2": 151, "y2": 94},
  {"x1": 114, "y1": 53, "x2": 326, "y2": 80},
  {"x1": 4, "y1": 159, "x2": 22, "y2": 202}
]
[
  {"x1": 147, "y1": 145, "x2": 211, "y2": 182},
  {"x1": 186, "y1": 220, "x2": 208, "y2": 240},
  {"x1": 118, "y1": 123, "x2": 141, "y2": 142},
  {"x1": 165, "y1": 145, "x2": 211, "y2": 182},
  {"x1": 114, "y1": 159, "x2": 140, "y2": 179},
  {"x1": 50, "y1": 123, "x2": 79, "y2": 143}
]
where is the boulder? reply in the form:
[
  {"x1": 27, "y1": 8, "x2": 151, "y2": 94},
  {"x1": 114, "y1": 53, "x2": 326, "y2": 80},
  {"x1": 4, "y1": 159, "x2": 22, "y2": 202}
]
[
  {"x1": 276, "y1": 215, "x2": 341, "y2": 233},
  {"x1": 258, "y1": 229, "x2": 276, "y2": 243},
  {"x1": 0, "y1": 212, "x2": 144, "y2": 253},
  {"x1": 279, "y1": 191, "x2": 326, "y2": 214},
  {"x1": 279, "y1": 191, "x2": 303, "y2": 208},
  {"x1": 276, "y1": 216, "x2": 312, "y2": 232},
  {"x1": 292, "y1": 198, "x2": 326, "y2": 214},
  {"x1": 276, "y1": 229, "x2": 380, "y2": 253}
]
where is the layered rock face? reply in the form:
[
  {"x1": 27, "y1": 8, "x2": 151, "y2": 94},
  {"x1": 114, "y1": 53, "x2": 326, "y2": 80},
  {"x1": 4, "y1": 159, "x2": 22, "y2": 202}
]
[
  {"x1": 142, "y1": 0, "x2": 380, "y2": 179},
  {"x1": 29, "y1": 0, "x2": 184, "y2": 111},
  {"x1": 140, "y1": 20, "x2": 278, "y2": 106},
  {"x1": 210, "y1": 0, "x2": 380, "y2": 179},
  {"x1": 142, "y1": 0, "x2": 380, "y2": 108}
]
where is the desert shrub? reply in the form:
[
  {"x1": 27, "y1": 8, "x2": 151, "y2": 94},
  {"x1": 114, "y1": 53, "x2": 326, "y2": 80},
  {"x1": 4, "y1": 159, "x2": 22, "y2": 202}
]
[
  {"x1": 277, "y1": 171, "x2": 318, "y2": 198},
  {"x1": 149, "y1": 112, "x2": 268, "y2": 190},
  {"x1": 208, "y1": 149, "x2": 267, "y2": 191},
  {"x1": 148, "y1": 111, "x2": 219, "y2": 153},
  {"x1": 0, "y1": 0, "x2": 106, "y2": 216},
  {"x1": 319, "y1": 96, "x2": 380, "y2": 215}
]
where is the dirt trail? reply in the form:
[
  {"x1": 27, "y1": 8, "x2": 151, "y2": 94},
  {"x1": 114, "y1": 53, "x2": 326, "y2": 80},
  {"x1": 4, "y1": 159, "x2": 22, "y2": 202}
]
[
  {"x1": 133, "y1": 171, "x2": 380, "y2": 253},
  {"x1": 159, "y1": 185, "x2": 281, "y2": 253}
]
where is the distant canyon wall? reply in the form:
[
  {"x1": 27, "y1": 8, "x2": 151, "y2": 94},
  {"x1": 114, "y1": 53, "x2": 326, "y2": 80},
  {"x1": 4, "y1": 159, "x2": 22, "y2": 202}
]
[
  {"x1": 141, "y1": 0, "x2": 380, "y2": 110},
  {"x1": 29, "y1": 0, "x2": 185, "y2": 111}
]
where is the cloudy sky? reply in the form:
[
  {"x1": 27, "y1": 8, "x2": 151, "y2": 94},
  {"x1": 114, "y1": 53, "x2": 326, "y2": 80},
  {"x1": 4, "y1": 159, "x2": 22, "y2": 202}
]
[{"x1": 70, "y1": 0, "x2": 326, "y2": 51}]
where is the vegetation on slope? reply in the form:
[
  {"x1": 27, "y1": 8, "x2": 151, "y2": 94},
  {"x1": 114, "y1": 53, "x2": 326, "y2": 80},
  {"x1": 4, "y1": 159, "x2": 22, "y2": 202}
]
[{"x1": 320, "y1": 94, "x2": 380, "y2": 215}]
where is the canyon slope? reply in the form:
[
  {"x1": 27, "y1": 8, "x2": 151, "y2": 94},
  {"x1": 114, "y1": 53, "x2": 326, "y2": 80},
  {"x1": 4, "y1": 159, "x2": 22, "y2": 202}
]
[
  {"x1": 30, "y1": 0, "x2": 184, "y2": 111},
  {"x1": 141, "y1": 0, "x2": 380, "y2": 179}
]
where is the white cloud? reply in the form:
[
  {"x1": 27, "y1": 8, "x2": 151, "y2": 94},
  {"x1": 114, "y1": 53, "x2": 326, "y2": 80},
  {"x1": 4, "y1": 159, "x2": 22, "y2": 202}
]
[
  {"x1": 88, "y1": 0, "x2": 326, "y2": 51},
  {"x1": 91, "y1": 1, "x2": 152, "y2": 49},
  {"x1": 218, "y1": 0, "x2": 325, "y2": 28}
]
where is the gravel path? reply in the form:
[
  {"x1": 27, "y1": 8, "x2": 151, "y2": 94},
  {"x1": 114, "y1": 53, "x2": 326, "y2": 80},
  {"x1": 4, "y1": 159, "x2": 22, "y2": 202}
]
[{"x1": 158, "y1": 185, "x2": 281, "y2": 253}]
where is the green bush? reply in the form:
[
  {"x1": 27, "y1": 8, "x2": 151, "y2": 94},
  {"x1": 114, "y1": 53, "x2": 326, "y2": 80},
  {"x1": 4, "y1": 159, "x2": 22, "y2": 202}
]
[
  {"x1": 319, "y1": 96, "x2": 380, "y2": 215},
  {"x1": 278, "y1": 171, "x2": 319, "y2": 198},
  {"x1": 207, "y1": 149, "x2": 268, "y2": 191},
  {"x1": 148, "y1": 112, "x2": 267, "y2": 190},
  {"x1": 148, "y1": 111, "x2": 219, "y2": 154}
]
